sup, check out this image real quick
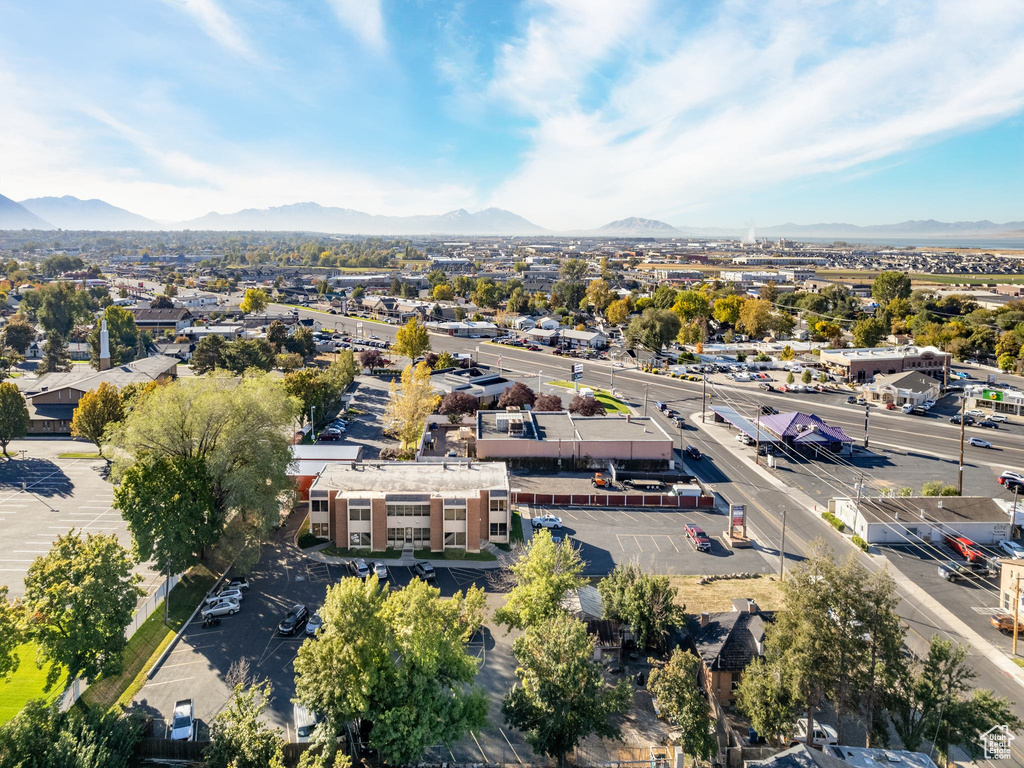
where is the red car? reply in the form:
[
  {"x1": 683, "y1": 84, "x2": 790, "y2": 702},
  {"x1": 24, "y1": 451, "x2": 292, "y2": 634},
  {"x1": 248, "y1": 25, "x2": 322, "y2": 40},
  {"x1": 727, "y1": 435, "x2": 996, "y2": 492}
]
[
  {"x1": 945, "y1": 534, "x2": 985, "y2": 563},
  {"x1": 684, "y1": 523, "x2": 711, "y2": 552}
]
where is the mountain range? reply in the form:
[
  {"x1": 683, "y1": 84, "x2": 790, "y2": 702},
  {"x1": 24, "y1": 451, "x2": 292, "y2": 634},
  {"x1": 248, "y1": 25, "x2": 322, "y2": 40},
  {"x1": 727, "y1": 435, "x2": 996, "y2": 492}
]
[{"x1": 2, "y1": 194, "x2": 1023, "y2": 240}]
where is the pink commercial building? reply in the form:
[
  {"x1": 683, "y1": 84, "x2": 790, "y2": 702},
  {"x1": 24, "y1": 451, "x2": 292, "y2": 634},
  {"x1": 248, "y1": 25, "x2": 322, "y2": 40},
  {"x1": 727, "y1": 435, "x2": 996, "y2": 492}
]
[{"x1": 475, "y1": 410, "x2": 674, "y2": 470}]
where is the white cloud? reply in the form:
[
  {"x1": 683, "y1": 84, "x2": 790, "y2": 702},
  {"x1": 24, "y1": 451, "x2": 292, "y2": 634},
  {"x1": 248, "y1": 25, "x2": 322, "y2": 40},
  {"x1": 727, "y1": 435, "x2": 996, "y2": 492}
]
[
  {"x1": 487, "y1": 0, "x2": 1024, "y2": 228},
  {"x1": 325, "y1": 0, "x2": 386, "y2": 52},
  {"x1": 161, "y1": 0, "x2": 260, "y2": 63}
]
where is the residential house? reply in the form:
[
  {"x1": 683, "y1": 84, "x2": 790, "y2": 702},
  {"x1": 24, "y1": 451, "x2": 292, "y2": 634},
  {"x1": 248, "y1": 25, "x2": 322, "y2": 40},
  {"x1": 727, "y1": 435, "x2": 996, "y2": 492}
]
[
  {"x1": 692, "y1": 598, "x2": 773, "y2": 709},
  {"x1": 128, "y1": 307, "x2": 193, "y2": 334}
]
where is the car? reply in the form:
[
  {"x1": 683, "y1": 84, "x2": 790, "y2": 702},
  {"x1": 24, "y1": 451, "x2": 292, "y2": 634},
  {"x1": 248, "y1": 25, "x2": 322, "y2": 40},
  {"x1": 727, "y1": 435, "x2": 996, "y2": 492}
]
[
  {"x1": 204, "y1": 587, "x2": 244, "y2": 605},
  {"x1": 846, "y1": 395, "x2": 857, "y2": 404},
  {"x1": 977, "y1": 420, "x2": 999, "y2": 429},
  {"x1": 999, "y1": 471, "x2": 1024, "y2": 492},
  {"x1": 224, "y1": 576, "x2": 250, "y2": 591},
  {"x1": 945, "y1": 534, "x2": 985, "y2": 563},
  {"x1": 900, "y1": 403, "x2": 914, "y2": 413},
  {"x1": 656, "y1": 402, "x2": 667, "y2": 412},
  {"x1": 760, "y1": 405, "x2": 778, "y2": 415},
  {"x1": 412, "y1": 562, "x2": 435, "y2": 581},
  {"x1": 885, "y1": 402, "x2": 896, "y2": 410},
  {"x1": 370, "y1": 561, "x2": 389, "y2": 580},
  {"x1": 911, "y1": 406, "x2": 927, "y2": 416},
  {"x1": 348, "y1": 559, "x2": 370, "y2": 579},
  {"x1": 757, "y1": 444, "x2": 775, "y2": 456},
  {"x1": 791, "y1": 718, "x2": 838, "y2": 747},
  {"x1": 991, "y1": 613, "x2": 1024, "y2": 634},
  {"x1": 999, "y1": 540, "x2": 1024, "y2": 559},
  {"x1": 527, "y1": 345, "x2": 541, "y2": 351},
  {"x1": 170, "y1": 699, "x2": 195, "y2": 741},
  {"x1": 294, "y1": 704, "x2": 323, "y2": 744},
  {"x1": 532, "y1": 514, "x2": 564, "y2": 529},
  {"x1": 759, "y1": 383, "x2": 774, "y2": 391},
  {"x1": 684, "y1": 523, "x2": 711, "y2": 552},
  {"x1": 966, "y1": 409, "x2": 984, "y2": 418},
  {"x1": 684, "y1": 445, "x2": 702, "y2": 461},
  {"x1": 305, "y1": 610, "x2": 323, "y2": 636},
  {"x1": 277, "y1": 604, "x2": 309, "y2": 636},
  {"x1": 318, "y1": 428, "x2": 343, "y2": 442},
  {"x1": 949, "y1": 415, "x2": 975, "y2": 425},
  {"x1": 923, "y1": 400, "x2": 936, "y2": 409},
  {"x1": 672, "y1": 416, "x2": 686, "y2": 428},
  {"x1": 969, "y1": 437, "x2": 993, "y2": 448},
  {"x1": 938, "y1": 560, "x2": 973, "y2": 582},
  {"x1": 735, "y1": 433, "x2": 754, "y2": 446},
  {"x1": 989, "y1": 414, "x2": 1009, "y2": 422},
  {"x1": 666, "y1": 409, "x2": 680, "y2": 419},
  {"x1": 856, "y1": 397, "x2": 867, "y2": 405},
  {"x1": 200, "y1": 597, "x2": 240, "y2": 618}
]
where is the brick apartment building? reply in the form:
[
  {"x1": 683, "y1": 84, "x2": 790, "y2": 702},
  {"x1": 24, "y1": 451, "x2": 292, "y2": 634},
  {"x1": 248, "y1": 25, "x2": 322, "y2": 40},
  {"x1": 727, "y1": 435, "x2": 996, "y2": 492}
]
[{"x1": 306, "y1": 461, "x2": 511, "y2": 553}]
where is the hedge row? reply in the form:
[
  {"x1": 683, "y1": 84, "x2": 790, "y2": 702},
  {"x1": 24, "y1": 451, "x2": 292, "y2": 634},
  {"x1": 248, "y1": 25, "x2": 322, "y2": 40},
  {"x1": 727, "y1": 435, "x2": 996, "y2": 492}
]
[
  {"x1": 852, "y1": 535, "x2": 869, "y2": 552},
  {"x1": 821, "y1": 511, "x2": 846, "y2": 532}
]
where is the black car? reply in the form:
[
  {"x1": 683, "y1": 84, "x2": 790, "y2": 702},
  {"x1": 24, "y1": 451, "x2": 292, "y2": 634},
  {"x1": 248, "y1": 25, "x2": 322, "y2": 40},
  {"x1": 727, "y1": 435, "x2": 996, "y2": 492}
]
[
  {"x1": 977, "y1": 420, "x2": 999, "y2": 429},
  {"x1": 846, "y1": 395, "x2": 856, "y2": 404},
  {"x1": 760, "y1": 405, "x2": 778, "y2": 415},
  {"x1": 672, "y1": 416, "x2": 685, "y2": 428},
  {"x1": 684, "y1": 445, "x2": 702, "y2": 461},
  {"x1": 949, "y1": 415, "x2": 975, "y2": 425},
  {"x1": 757, "y1": 444, "x2": 775, "y2": 456},
  {"x1": 412, "y1": 562, "x2": 435, "y2": 581},
  {"x1": 278, "y1": 604, "x2": 309, "y2": 636}
]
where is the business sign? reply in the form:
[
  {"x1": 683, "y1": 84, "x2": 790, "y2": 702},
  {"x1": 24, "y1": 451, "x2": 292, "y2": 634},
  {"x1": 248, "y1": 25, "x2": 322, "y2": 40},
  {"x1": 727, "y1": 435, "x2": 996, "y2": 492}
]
[
  {"x1": 730, "y1": 504, "x2": 745, "y2": 530},
  {"x1": 572, "y1": 363, "x2": 584, "y2": 382},
  {"x1": 982, "y1": 389, "x2": 1003, "y2": 402}
]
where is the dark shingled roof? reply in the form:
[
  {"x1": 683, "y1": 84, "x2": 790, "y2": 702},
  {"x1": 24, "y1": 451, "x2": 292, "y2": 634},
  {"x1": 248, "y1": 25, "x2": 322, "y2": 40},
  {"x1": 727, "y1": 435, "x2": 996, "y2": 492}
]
[
  {"x1": 694, "y1": 608, "x2": 774, "y2": 672},
  {"x1": 748, "y1": 744, "x2": 850, "y2": 768}
]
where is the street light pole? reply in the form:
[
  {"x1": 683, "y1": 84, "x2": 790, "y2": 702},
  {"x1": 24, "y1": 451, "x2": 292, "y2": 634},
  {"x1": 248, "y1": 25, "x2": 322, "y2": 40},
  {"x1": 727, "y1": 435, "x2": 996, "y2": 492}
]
[
  {"x1": 863, "y1": 404, "x2": 870, "y2": 449},
  {"x1": 643, "y1": 384, "x2": 649, "y2": 418},
  {"x1": 701, "y1": 374, "x2": 707, "y2": 423},
  {"x1": 779, "y1": 508, "x2": 787, "y2": 581},
  {"x1": 310, "y1": 405, "x2": 316, "y2": 441},
  {"x1": 958, "y1": 395, "x2": 967, "y2": 495}
]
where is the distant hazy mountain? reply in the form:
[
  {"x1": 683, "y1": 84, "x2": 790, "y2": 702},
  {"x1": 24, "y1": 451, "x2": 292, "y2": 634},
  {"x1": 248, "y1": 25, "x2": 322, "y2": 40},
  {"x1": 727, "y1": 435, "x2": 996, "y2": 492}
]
[
  {"x1": 676, "y1": 219, "x2": 1024, "y2": 239},
  {"x1": 0, "y1": 194, "x2": 54, "y2": 230},
  {"x1": 585, "y1": 217, "x2": 682, "y2": 237},
  {"x1": 19, "y1": 195, "x2": 158, "y2": 230},
  {"x1": 181, "y1": 203, "x2": 546, "y2": 235}
]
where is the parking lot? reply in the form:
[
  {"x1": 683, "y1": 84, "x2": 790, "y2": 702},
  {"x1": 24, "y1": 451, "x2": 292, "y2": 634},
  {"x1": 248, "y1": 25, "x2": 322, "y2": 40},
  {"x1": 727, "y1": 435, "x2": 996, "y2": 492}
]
[
  {"x1": 315, "y1": 375, "x2": 397, "y2": 459},
  {"x1": 0, "y1": 439, "x2": 161, "y2": 600},
  {"x1": 524, "y1": 505, "x2": 772, "y2": 577}
]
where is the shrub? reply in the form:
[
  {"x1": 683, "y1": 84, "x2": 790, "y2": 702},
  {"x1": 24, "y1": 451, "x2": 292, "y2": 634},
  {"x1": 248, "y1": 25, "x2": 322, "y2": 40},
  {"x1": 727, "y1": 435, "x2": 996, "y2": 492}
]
[
  {"x1": 298, "y1": 532, "x2": 328, "y2": 549},
  {"x1": 852, "y1": 535, "x2": 869, "y2": 552},
  {"x1": 821, "y1": 511, "x2": 845, "y2": 532}
]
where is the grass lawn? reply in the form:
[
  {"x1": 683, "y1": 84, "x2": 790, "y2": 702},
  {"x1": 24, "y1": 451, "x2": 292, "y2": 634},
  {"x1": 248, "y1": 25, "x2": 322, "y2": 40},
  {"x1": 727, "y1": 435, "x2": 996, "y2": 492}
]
[
  {"x1": 547, "y1": 381, "x2": 631, "y2": 414},
  {"x1": 58, "y1": 452, "x2": 103, "y2": 459},
  {"x1": 279, "y1": 302, "x2": 331, "y2": 314},
  {"x1": 320, "y1": 546, "x2": 402, "y2": 559},
  {"x1": 79, "y1": 566, "x2": 218, "y2": 713},
  {"x1": 496, "y1": 510, "x2": 526, "y2": 551},
  {"x1": 1013, "y1": 658, "x2": 1024, "y2": 669},
  {"x1": 342, "y1": 314, "x2": 392, "y2": 326},
  {"x1": 668, "y1": 574, "x2": 785, "y2": 614},
  {"x1": 0, "y1": 643, "x2": 67, "y2": 725},
  {"x1": 413, "y1": 548, "x2": 497, "y2": 562}
]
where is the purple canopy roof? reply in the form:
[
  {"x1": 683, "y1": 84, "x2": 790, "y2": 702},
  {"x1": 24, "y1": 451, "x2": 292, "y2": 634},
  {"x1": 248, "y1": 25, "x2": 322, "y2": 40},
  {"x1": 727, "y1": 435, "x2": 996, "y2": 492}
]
[{"x1": 759, "y1": 411, "x2": 854, "y2": 443}]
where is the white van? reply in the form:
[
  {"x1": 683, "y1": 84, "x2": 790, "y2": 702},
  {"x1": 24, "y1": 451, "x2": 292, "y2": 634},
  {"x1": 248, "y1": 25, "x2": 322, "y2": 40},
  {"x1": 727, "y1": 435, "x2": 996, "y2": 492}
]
[
  {"x1": 670, "y1": 485, "x2": 702, "y2": 498},
  {"x1": 294, "y1": 704, "x2": 322, "y2": 743}
]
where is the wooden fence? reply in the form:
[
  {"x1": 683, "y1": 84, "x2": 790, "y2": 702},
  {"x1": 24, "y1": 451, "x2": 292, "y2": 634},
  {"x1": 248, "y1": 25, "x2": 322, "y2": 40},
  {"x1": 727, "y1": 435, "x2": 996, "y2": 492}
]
[{"x1": 135, "y1": 738, "x2": 311, "y2": 764}]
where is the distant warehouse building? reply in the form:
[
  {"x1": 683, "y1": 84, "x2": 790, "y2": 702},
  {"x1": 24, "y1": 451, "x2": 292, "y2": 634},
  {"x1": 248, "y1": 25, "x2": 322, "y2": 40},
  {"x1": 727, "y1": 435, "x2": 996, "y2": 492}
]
[
  {"x1": 475, "y1": 410, "x2": 673, "y2": 470},
  {"x1": 819, "y1": 345, "x2": 950, "y2": 384},
  {"x1": 306, "y1": 461, "x2": 511, "y2": 553},
  {"x1": 829, "y1": 495, "x2": 1012, "y2": 545}
]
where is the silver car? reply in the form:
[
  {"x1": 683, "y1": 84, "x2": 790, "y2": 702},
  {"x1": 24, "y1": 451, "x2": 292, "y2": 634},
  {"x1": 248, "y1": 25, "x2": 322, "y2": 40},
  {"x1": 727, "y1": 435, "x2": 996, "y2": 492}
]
[
  {"x1": 200, "y1": 598, "x2": 240, "y2": 619},
  {"x1": 370, "y1": 561, "x2": 389, "y2": 580},
  {"x1": 170, "y1": 699, "x2": 195, "y2": 741},
  {"x1": 204, "y1": 588, "x2": 244, "y2": 606}
]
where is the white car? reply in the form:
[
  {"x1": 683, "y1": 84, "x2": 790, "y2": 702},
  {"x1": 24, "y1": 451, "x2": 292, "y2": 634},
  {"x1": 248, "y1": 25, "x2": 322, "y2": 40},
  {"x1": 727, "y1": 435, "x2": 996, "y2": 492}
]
[
  {"x1": 170, "y1": 699, "x2": 195, "y2": 741},
  {"x1": 204, "y1": 588, "x2": 244, "y2": 606},
  {"x1": 901, "y1": 403, "x2": 915, "y2": 413},
  {"x1": 922, "y1": 400, "x2": 936, "y2": 409},
  {"x1": 989, "y1": 414, "x2": 1009, "y2": 423},
  {"x1": 968, "y1": 437, "x2": 993, "y2": 449},
  {"x1": 200, "y1": 598, "x2": 240, "y2": 619},
  {"x1": 966, "y1": 409, "x2": 984, "y2": 418},
  {"x1": 1000, "y1": 540, "x2": 1024, "y2": 559},
  {"x1": 532, "y1": 514, "x2": 564, "y2": 530},
  {"x1": 305, "y1": 610, "x2": 323, "y2": 636},
  {"x1": 791, "y1": 718, "x2": 838, "y2": 747},
  {"x1": 735, "y1": 433, "x2": 754, "y2": 446}
]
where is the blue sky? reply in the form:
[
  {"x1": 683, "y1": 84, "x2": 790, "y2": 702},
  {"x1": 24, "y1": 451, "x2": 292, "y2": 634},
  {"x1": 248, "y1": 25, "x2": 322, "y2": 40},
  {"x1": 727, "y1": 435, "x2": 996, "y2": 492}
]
[{"x1": 1, "y1": 0, "x2": 1023, "y2": 228}]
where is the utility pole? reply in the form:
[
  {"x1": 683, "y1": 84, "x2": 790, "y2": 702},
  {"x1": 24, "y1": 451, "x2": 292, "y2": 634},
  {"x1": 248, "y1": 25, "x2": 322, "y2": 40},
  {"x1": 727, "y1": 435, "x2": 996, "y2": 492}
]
[
  {"x1": 754, "y1": 407, "x2": 762, "y2": 466},
  {"x1": 863, "y1": 403, "x2": 870, "y2": 449},
  {"x1": 1015, "y1": 574, "x2": 1021, "y2": 657},
  {"x1": 643, "y1": 384, "x2": 649, "y2": 418},
  {"x1": 779, "y1": 508, "x2": 787, "y2": 581},
  {"x1": 701, "y1": 374, "x2": 708, "y2": 423},
  {"x1": 957, "y1": 395, "x2": 967, "y2": 495},
  {"x1": 310, "y1": 405, "x2": 316, "y2": 441}
]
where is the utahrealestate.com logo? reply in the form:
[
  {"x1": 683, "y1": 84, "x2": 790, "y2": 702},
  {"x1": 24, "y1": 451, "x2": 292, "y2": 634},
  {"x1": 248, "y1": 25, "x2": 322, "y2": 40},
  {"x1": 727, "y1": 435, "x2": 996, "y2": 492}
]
[{"x1": 981, "y1": 725, "x2": 1015, "y2": 759}]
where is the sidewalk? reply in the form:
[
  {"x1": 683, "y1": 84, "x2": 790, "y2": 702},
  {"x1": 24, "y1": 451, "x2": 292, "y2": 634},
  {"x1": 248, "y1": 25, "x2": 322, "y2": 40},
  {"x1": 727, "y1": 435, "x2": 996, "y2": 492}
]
[
  {"x1": 304, "y1": 547, "x2": 505, "y2": 570},
  {"x1": 691, "y1": 411, "x2": 1024, "y2": 692}
]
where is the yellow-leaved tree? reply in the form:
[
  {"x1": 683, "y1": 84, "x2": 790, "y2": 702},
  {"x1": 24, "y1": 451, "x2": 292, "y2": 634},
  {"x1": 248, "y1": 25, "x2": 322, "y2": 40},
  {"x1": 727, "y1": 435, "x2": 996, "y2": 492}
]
[{"x1": 384, "y1": 362, "x2": 440, "y2": 452}]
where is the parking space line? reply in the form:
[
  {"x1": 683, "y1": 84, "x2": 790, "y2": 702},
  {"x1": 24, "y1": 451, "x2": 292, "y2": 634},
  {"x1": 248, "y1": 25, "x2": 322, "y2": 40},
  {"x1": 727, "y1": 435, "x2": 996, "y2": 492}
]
[
  {"x1": 145, "y1": 676, "x2": 196, "y2": 687},
  {"x1": 648, "y1": 535, "x2": 662, "y2": 552},
  {"x1": 499, "y1": 728, "x2": 524, "y2": 765},
  {"x1": 161, "y1": 659, "x2": 210, "y2": 670},
  {"x1": 470, "y1": 730, "x2": 489, "y2": 762},
  {"x1": 617, "y1": 510, "x2": 638, "y2": 522},
  {"x1": 666, "y1": 536, "x2": 680, "y2": 553},
  {"x1": 614, "y1": 534, "x2": 625, "y2": 552},
  {"x1": 632, "y1": 534, "x2": 643, "y2": 551}
]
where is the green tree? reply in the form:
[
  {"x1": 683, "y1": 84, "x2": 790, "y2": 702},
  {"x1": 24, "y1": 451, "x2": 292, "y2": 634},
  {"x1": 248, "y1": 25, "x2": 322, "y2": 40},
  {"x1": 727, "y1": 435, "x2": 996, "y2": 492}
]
[
  {"x1": 739, "y1": 298, "x2": 774, "y2": 338},
  {"x1": 606, "y1": 298, "x2": 631, "y2": 326},
  {"x1": 786, "y1": 370, "x2": 795, "y2": 385},
  {"x1": 651, "y1": 284, "x2": 678, "y2": 310},
  {"x1": 0, "y1": 381, "x2": 29, "y2": 457},
  {"x1": 23, "y1": 532, "x2": 143, "y2": 687},
  {"x1": 40, "y1": 332, "x2": 71, "y2": 372},
  {"x1": 502, "y1": 613, "x2": 632, "y2": 767},
  {"x1": 393, "y1": 316, "x2": 431, "y2": 361},
  {"x1": 266, "y1": 320, "x2": 289, "y2": 352},
  {"x1": 648, "y1": 649, "x2": 717, "y2": 765},
  {"x1": 150, "y1": 294, "x2": 173, "y2": 309},
  {"x1": 384, "y1": 362, "x2": 440, "y2": 450},
  {"x1": 70, "y1": 381, "x2": 124, "y2": 455},
  {"x1": 872, "y1": 271, "x2": 912, "y2": 306},
  {"x1": 853, "y1": 317, "x2": 888, "y2": 348},
  {"x1": 240, "y1": 288, "x2": 269, "y2": 315},
  {"x1": 205, "y1": 679, "x2": 285, "y2": 768},
  {"x1": 223, "y1": 338, "x2": 275, "y2": 375},
  {"x1": 114, "y1": 454, "x2": 219, "y2": 580},
  {"x1": 780, "y1": 345, "x2": 795, "y2": 361},
  {"x1": 0, "y1": 585, "x2": 24, "y2": 681},
  {"x1": 287, "y1": 325, "x2": 316, "y2": 357},
  {"x1": 294, "y1": 576, "x2": 487, "y2": 765},
  {"x1": 433, "y1": 284, "x2": 454, "y2": 301},
  {"x1": 625, "y1": 308, "x2": 681, "y2": 352},
  {"x1": 887, "y1": 636, "x2": 1022, "y2": 762},
  {"x1": 736, "y1": 655, "x2": 799, "y2": 746},
  {"x1": 597, "y1": 562, "x2": 684, "y2": 651},
  {"x1": 712, "y1": 295, "x2": 745, "y2": 326},
  {"x1": 2, "y1": 314, "x2": 36, "y2": 355},
  {"x1": 672, "y1": 291, "x2": 711, "y2": 322},
  {"x1": 192, "y1": 334, "x2": 227, "y2": 374},
  {"x1": 585, "y1": 279, "x2": 614, "y2": 313},
  {"x1": 37, "y1": 282, "x2": 87, "y2": 338},
  {"x1": 112, "y1": 376, "x2": 297, "y2": 539},
  {"x1": 434, "y1": 351, "x2": 456, "y2": 369},
  {"x1": 801, "y1": 369, "x2": 812, "y2": 385},
  {"x1": 495, "y1": 529, "x2": 586, "y2": 630},
  {"x1": 284, "y1": 356, "x2": 356, "y2": 429},
  {"x1": 87, "y1": 305, "x2": 140, "y2": 368}
]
